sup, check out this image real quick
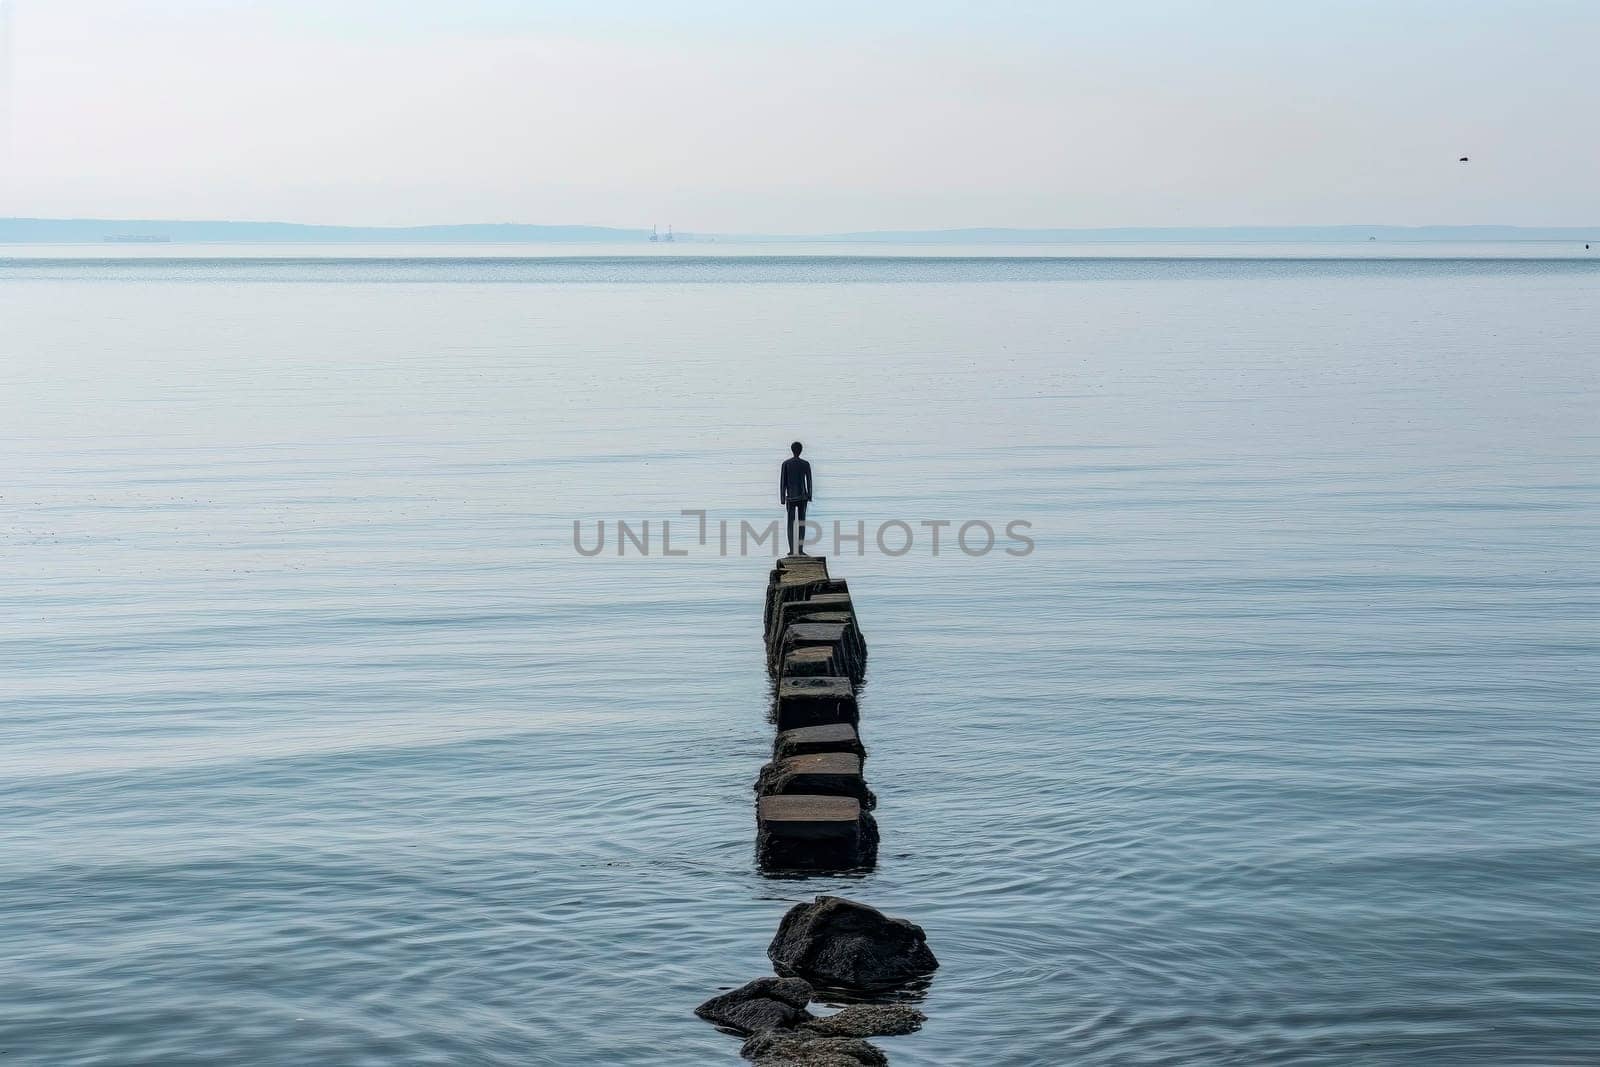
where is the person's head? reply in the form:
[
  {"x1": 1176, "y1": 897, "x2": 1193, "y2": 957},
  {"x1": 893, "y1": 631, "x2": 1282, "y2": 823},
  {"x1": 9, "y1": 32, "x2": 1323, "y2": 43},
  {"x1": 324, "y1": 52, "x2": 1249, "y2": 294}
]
[{"x1": 790, "y1": 441, "x2": 803, "y2": 457}]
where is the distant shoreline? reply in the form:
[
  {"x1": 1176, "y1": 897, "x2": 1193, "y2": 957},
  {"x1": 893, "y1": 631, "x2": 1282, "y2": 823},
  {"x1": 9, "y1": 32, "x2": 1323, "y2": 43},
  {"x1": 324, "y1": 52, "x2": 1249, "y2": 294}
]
[{"x1": 1, "y1": 218, "x2": 1596, "y2": 245}]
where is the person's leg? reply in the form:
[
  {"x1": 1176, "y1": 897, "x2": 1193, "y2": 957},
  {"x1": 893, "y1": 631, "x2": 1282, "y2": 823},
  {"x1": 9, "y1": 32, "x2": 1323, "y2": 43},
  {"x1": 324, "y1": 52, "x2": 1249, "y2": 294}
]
[
  {"x1": 795, "y1": 501, "x2": 808, "y2": 554},
  {"x1": 785, "y1": 501, "x2": 799, "y2": 554}
]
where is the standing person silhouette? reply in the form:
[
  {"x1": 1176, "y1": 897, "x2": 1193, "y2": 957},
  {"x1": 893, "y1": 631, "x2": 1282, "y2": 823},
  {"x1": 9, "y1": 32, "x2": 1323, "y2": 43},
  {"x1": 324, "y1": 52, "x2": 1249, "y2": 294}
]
[{"x1": 780, "y1": 442, "x2": 813, "y2": 555}]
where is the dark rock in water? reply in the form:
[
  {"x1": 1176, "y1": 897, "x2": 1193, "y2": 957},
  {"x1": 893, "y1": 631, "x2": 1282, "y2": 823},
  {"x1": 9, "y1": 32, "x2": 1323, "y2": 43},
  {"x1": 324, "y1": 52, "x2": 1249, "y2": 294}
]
[
  {"x1": 774, "y1": 722, "x2": 866, "y2": 760},
  {"x1": 695, "y1": 976, "x2": 816, "y2": 1035},
  {"x1": 768, "y1": 896, "x2": 937, "y2": 990},
  {"x1": 802, "y1": 1004, "x2": 926, "y2": 1038},
  {"x1": 740, "y1": 1031, "x2": 887, "y2": 1066},
  {"x1": 756, "y1": 753, "x2": 874, "y2": 809}
]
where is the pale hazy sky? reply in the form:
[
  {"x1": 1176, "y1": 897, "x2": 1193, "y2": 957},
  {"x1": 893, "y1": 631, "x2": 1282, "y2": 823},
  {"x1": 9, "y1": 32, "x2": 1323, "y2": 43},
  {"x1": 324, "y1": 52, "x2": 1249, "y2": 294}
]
[{"x1": 0, "y1": 0, "x2": 1595, "y2": 231}]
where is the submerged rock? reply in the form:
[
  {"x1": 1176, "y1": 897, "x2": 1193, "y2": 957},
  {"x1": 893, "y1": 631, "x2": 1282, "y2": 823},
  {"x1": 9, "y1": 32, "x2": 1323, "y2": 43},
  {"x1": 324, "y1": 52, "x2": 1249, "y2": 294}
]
[
  {"x1": 768, "y1": 896, "x2": 938, "y2": 990},
  {"x1": 695, "y1": 976, "x2": 815, "y2": 1035},
  {"x1": 802, "y1": 1004, "x2": 926, "y2": 1038},
  {"x1": 740, "y1": 1031, "x2": 888, "y2": 1066}
]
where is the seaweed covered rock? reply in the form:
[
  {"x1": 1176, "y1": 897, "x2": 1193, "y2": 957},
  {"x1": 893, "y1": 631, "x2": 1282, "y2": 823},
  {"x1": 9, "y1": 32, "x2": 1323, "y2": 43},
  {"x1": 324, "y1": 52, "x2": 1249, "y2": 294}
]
[
  {"x1": 768, "y1": 897, "x2": 938, "y2": 990},
  {"x1": 740, "y1": 1031, "x2": 888, "y2": 1066},
  {"x1": 695, "y1": 976, "x2": 815, "y2": 1035}
]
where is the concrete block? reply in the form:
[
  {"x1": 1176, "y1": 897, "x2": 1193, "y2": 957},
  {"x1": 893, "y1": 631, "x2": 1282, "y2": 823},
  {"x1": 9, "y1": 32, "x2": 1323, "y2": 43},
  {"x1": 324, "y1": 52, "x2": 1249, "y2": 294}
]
[
  {"x1": 774, "y1": 723, "x2": 865, "y2": 760},
  {"x1": 764, "y1": 560, "x2": 840, "y2": 629},
  {"x1": 774, "y1": 555, "x2": 829, "y2": 580},
  {"x1": 764, "y1": 575, "x2": 832, "y2": 639},
  {"x1": 775, "y1": 676, "x2": 858, "y2": 731},
  {"x1": 756, "y1": 795, "x2": 878, "y2": 871},
  {"x1": 756, "y1": 753, "x2": 873, "y2": 808},
  {"x1": 766, "y1": 595, "x2": 864, "y2": 667},
  {"x1": 778, "y1": 646, "x2": 841, "y2": 679},
  {"x1": 780, "y1": 622, "x2": 863, "y2": 683}
]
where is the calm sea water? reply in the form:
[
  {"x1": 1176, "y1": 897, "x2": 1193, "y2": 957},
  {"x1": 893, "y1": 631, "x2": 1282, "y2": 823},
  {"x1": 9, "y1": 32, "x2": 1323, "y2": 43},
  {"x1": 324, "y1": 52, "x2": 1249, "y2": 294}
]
[{"x1": 3, "y1": 247, "x2": 1598, "y2": 1065}]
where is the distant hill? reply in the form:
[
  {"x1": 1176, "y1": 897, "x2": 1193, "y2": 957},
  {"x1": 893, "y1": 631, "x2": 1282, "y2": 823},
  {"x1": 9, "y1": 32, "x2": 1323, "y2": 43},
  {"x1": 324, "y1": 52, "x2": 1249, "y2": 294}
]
[
  {"x1": 0, "y1": 219, "x2": 647, "y2": 243},
  {"x1": 797, "y1": 225, "x2": 1600, "y2": 243},
  {"x1": 2, "y1": 218, "x2": 1595, "y2": 245}
]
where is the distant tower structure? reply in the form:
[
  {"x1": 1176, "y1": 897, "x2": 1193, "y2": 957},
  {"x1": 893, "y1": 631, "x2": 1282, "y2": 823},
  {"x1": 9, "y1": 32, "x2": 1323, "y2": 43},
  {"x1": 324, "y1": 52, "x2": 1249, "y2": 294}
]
[
  {"x1": 664, "y1": 224, "x2": 674, "y2": 243},
  {"x1": 649, "y1": 224, "x2": 659, "y2": 242}
]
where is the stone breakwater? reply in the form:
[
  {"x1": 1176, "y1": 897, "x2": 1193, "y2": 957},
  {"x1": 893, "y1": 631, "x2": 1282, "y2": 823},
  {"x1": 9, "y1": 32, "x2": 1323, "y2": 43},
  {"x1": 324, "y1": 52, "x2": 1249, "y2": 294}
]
[
  {"x1": 758, "y1": 555, "x2": 876, "y2": 871},
  {"x1": 692, "y1": 558, "x2": 938, "y2": 1065}
]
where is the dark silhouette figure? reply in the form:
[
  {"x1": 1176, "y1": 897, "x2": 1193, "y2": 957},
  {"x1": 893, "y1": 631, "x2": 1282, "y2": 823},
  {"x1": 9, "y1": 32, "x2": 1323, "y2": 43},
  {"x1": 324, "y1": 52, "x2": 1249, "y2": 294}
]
[{"x1": 780, "y1": 442, "x2": 813, "y2": 555}]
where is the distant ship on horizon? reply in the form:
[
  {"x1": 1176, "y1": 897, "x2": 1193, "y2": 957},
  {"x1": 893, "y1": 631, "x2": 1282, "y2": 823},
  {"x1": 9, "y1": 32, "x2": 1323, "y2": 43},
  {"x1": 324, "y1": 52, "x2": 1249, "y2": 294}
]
[{"x1": 649, "y1": 224, "x2": 674, "y2": 243}]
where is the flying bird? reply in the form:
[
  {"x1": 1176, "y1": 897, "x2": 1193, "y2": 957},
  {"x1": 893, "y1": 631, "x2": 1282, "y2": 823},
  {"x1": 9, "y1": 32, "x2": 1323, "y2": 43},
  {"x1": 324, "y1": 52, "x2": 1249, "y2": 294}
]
[{"x1": 1459, "y1": 156, "x2": 1470, "y2": 162}]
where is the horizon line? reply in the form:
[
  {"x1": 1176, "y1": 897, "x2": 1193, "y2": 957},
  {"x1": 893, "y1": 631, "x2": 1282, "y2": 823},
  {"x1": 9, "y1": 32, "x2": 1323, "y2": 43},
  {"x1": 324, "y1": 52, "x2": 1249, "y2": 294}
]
[{"x1": 2, "y1": 217, "x2": 1598, "y2": 243}]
